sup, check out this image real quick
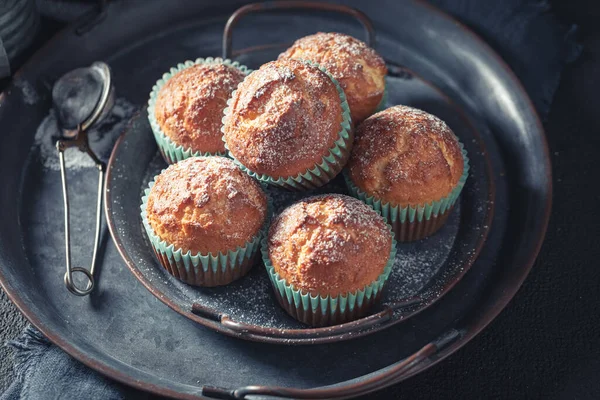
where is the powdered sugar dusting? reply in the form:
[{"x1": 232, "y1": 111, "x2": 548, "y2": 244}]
[
  {"x1": 32, "y1": 98, "x2": 137, "y2": 170},
  {"x1": 278, "y1": 32, "x2": 387, "y2": 121},
  {"x1": 155, "y1": 63, "x2": 246, "y2": 152},
  {"x1": 147, "y1": 157, "x2": 267, "y2": 253},
  {"x1": 223, "y1": 60, "x2": 341, "y2": 177},
  {"x1": 14, "y1": 78, "x2": 40, "y2": 105},
  {"x1": 273, "y1": 64, "x2": 296, "y2": 81},
  {"x1": 349, "y1": 105, "x2": 463, "y2": 204},
  {"x1": 386, "y1": 237, "x2": 455, "y2": 300},
  {"x1": 279, "y1": 32, "x2": 385, "y2": 72},
  {"x1": 355, "y1": 106, "x2": 454, "y2": 173},
  {"x1": 273, "y1": 194, "x2": 390, "y2": 245},
  {"x1": 384, "y1": 105, "x2": 451, "y2": 134},
  {"x1": 193, "y1": 267, "x2": 289, "y2": 327},
  {"x1": 267, "y1": 194, "x2": 392, "y2": 293}
]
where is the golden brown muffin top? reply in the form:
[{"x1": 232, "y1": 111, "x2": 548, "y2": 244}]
[
  {"x1": 348, "y1": 105, "x2": 464, "y2": 206},
  {"x1": 268, "y1": 194, "x2": 392, "y2": 296},
  {"x1": 154, "y1": 63, "x2": 246, "y2": 154},
  {"x1": 278, "y1": 32, "x2": 387, "y2": 123},
  {"x1": 146, "y1": 156, "x2": 267, "y2": 255},
  {"x1": 223, "y1": 59, "x2": 342, "y2": 179}
]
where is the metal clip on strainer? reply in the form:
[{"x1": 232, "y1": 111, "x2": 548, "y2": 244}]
[{"x1": 52, "y1": 62, "x2": 114, "y2": 296}]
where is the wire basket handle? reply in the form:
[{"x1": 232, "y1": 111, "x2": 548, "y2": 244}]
[
  {"x1": 222, "y1": 1, "x2": 376, "y2": 59},
  {"x1": 202, "y1": 329, "x2": 462, "y2": 399}
]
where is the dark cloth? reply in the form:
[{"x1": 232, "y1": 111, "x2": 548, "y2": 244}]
[
  {"x1": 1, "y1": 328, "x2": 139, "y2": 400},
  {"x1": 0, "y1": 0, "x2": 585, "y2": 399}
]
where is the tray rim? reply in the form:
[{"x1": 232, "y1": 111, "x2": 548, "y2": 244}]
[{"x1": 0, "y1": 0, "x2": 551, "y2": 398}]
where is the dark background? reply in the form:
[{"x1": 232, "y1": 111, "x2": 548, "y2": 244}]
[
  {"x1": 1, "y1": 0, "x2": 599, "y2": 398},
  {"x1": 373, "y1": 0, "x2": 600, "y2": 398}
]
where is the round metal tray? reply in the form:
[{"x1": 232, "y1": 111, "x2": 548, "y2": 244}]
[{"x1": 0, "y1": 1, "x2": 550, "y2": 398}]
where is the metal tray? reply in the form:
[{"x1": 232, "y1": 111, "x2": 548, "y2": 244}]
[{"x1": 0, "y1": 0, "x2": 550, "y2": 398}]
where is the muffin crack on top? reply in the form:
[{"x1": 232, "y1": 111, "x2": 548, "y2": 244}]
[
  {"x1": 267, "y1": 194, "x2": 392, "y2": 297},
  {"x1": 279, "y1": 32, "x2": 387, "y2": 123},
  {"x1": 153, "y1": 62, "x2": 247, "y2": 156},
  {"x1": 223, "y1": 59, "x2": 344, "y2": 179},
  {"x1": 145, "y1": 157, "x2": 267, "y2": 255},
  {"x1": 348, "y1": 105, "x2": 464, "y2": 206}
]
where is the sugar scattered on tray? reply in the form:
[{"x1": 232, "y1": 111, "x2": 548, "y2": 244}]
[
  {"x1": 13, "y1": 78, "x2": 40, "y2": 105},
  {"x1": 32, "y1": 97, "x2": 137, "y2": 170},
  {"x1": 383, "y1": 209, "x2": 460, "y2": 301}
]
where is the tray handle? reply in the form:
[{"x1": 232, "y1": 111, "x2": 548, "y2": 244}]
[
  {"x1": 220, "y1": 306, "x2": 394, "y2": 339},
  {"x1": 222, "y1": 1, "x2": 376, "y2": 59},
  {"x1": 212, "y1": 297, "x2": 422, "y2": 340},
  {"x1": 202, "y1": 329, "x2": 463, "y2": 399}
]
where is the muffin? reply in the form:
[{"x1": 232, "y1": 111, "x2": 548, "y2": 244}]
[
  {"x1": 148, "y1": 58, "x2": 250, "y2": 164},
  {"x1": 263, "y1": 194, "x2": 396, "y2": 326},
  {"x1": 278, "y1": 32, "x2": 387, "y2": 123},
  {"x1": 141, "y1": 156, "x2": 269, "y2": 286},
  {"x1": 222, "y1": 59, "x2": 352, "y2": 191},
  {"x1": 346, "y1": 105, "x2": 469, "y2": 241}
]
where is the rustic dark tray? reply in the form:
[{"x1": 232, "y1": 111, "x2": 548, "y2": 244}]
[{"x1": 0, "y1": 1, "x2": 550, "y2": 398}]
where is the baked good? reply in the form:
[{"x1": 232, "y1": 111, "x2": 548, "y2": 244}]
[
  {"x1": 142, "y1": 156, "x2": 268, "y2": 286},
  {"x1": 346, "y1": 105, "x2": 468, "y2": 241},
  {"x1": 222, "y1": 59, "x2": 352, "y2": 190},
  {"x1": 149, "y1": 59, "x2": 248, "y2": 163},
  {"x1": 279, "y1": 32, "x2": 387, "y2": 123},
  {"x1": 263, "y1": 194, "x2": 395, "y2": 326}
]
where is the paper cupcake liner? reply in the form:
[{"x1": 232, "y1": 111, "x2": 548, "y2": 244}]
[
  {"x1": 222, "y1": 60, "x2": 353, "y2": 191},
  {"x1": 345, "y1": 142, "x2": 470, "y2": 242},
  {"x1": 261, "y1": 230, "x2": 397, "y2": 327},
  {"x1": 148, "y1": 57, "x2": 251, "y2": 164},
  {"x1": 140, "y1": 177, "x2": 271, "y2": 287}
]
